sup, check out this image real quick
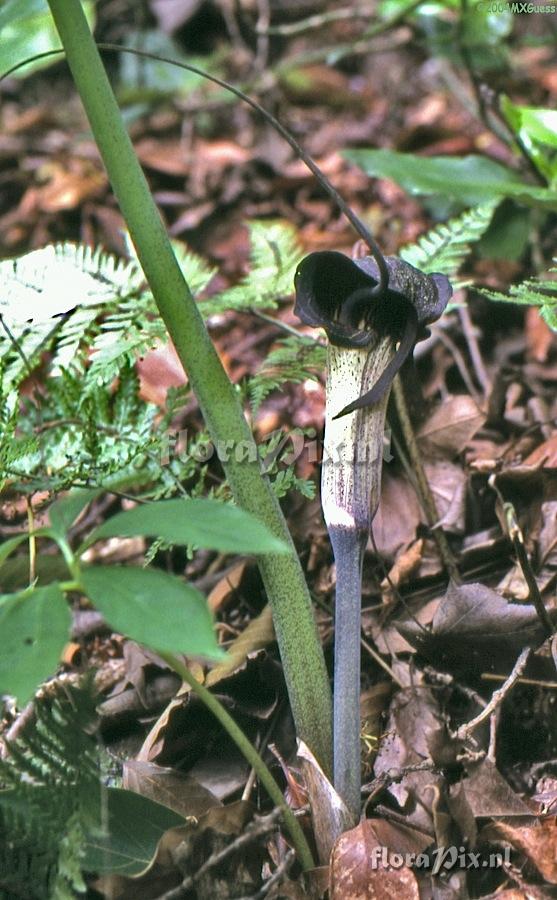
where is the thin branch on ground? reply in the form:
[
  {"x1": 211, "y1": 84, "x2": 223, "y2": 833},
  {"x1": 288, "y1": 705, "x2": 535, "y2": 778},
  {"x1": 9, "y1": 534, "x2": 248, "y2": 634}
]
[
  {"x1": 458, "y1": 303, "x2": 491, "y2": 395},
  {"x1": 235, "y1": 850, "x2": 297, "y2": 900},
  {"x1": 454, "y1": 647, "x2": 531, "y2": 742},
  {"x1": 161, "y1": 808, "x2": 286, "y2": 899},
  {"x1": 392, "y1": 375, "x2": 461, "y2": 583}
]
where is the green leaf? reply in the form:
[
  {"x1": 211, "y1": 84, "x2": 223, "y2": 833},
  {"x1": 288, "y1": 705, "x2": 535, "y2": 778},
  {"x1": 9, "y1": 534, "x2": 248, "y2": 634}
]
[
  {"x1": 344, "y1": 149, "x2": 557, "y2": 208},
  {"x1": 520, "y1": 108, "x2": 557, "y2": 151},
  {"x1": 81, "y1": 565, "x2": 225, "y2": 659},
  {"x1": 49, "y1": 488, "x2": 101, "y2": 537},
  {"x1": 0, "y1": 583, "x2": 71, "y2": 704},
  {"x1": 85, "y1": 498, "x2": 288, "y2": 554},
  {"x1": 0, "y1": 534, "x2": 30, "y2": 569},
  {"x1": 0, "y1": 0, "x2": 95, "y2": 80},
  {"x1": 204, "y1": 220, "x2": 303, "y2": 316},
  {"x1": 501, "y1": 97, "x2": 557, "y2": 151},
  {"x1": 82, "y1": 787, "x2": 185, "y2": 876},
  {"x1": 400, "y1": 201, "x2": 498, "y2": 276}
]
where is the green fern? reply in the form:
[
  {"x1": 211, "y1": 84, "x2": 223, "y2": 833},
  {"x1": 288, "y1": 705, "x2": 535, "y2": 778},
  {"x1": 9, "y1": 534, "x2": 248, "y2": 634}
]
[
  {"x1": 202, "y1": 220, "x2": 303, "y2": 316},
  {"x1": 399, "y1": 200, "x2": 499, "y2": 283},
  {"x1": 0, "y1": 676, "x2": 101, "y2": 899},
  {"x1": 248, "y1": 336, "x2": 326, "y2": 414},
  {"x1": 480, "y1": 259, "x2": 557, "y2": 330}
]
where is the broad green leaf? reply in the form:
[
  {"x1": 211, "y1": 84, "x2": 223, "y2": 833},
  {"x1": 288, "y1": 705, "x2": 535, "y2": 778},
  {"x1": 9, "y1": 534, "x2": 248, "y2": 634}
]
[
  {"x1": 82, "y1": 787, "x2": 185, "y2": 876},
  {"x1": 0, "y1": 583, "x2": 70, "y2": 704},
  {"x1": 501, "y1": 97, "x2": 557, "y2": 151},
  {"x1": 520, "y1": 108, "x2": 557, "y2": 150},
  {"x1": 344, "y1": 149, "x2": 557, "y2": 208},
  {"x1": 0, "y1": 0, "x2": 95, "y2": 79},
  {"x1": 85, "y1": 498, "x2": 288, "y2": 555},
  {"x1": 81, "y1": 565, "x2": 225, "y2": 659},
  {"x1": 0, "y1": 534, "x2": 30, "y2": 568},
  {"x1": 49, "y1": 488, "x2": 101, "y2": 537}
]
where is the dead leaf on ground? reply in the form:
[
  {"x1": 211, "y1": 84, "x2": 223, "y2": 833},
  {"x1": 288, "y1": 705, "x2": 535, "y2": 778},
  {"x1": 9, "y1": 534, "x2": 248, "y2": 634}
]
[
  {"x1": 372, "y1": 472, "x2": 422, "y2": 559},
  {"x1": 207, "y1": 561, "x2": 248, "y2": 614},
  {"x1": 206, "y1": 605, "x2": 275, "y2": 686},
  {"x1": 373, "y1": 685, "x2": 445, "y2": 833},
  {"x1": 483, "y1": 818, "x2": 557, "y2": 883},
  {"x1": 418, "y1": 395, "x2": 485, "y2": 457},
  {"x1": 123, "y1": 759, "x2": 222, "y2": 819},
  {"x1": 398, "y1": 582, "x2": 551, "y2": 677},
  {"x1": 460, "y1": 759, "x2": 534, "y2": 818},
  {"x1": 525, "y1": 307, "x2": 555, "y2": 363},
  {"x1": 380, "y1": 539, "x2": 424, "y2": 595},
  {"x1": 136, "y1": 340, "x2": 187, "y2": 406},
  {"x1": 329, "y1": 819, "x2": 424, "y2": 900}
]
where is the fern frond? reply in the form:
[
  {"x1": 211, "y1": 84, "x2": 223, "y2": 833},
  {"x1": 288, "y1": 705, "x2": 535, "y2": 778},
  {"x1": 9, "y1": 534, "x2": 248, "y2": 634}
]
[
  {"x1": 0, "y1": 676, "x2": 101, "y2": 898},
  {"x1": 203, "y1": 221, "x2": 303, "y2": 316},
  {"x1": 248, "y1": 336, "x2": 326, "y2": 414},
  {"x1": 400, "y1": 201, "x2": 499, "y2": 282},
  {"x1": 480, "y1": 260, "x2": 557, "y2": 330}
]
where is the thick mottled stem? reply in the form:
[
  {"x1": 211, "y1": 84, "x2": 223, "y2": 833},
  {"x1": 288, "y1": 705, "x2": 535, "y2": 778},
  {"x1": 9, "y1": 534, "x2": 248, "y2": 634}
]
[
  {"x1": 322, "y1": 337, "x2": 393, "y2": 818},
  {"x1": 47, "y1": 0, "x2": 332, "y2": 774}
]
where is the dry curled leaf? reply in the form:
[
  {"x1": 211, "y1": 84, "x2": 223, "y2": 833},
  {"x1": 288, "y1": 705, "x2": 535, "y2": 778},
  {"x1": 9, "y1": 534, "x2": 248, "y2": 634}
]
[
  {"x1": 417, "y1": 395, "x2": 485, "y2": 457},
  {"x1": 329, "y1": 819, "x2": 424, "y2": 900}
]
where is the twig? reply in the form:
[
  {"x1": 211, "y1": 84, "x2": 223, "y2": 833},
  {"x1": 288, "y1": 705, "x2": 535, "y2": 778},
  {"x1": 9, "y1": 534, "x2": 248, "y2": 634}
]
[
  {"x1": 482, "y1": 673, "x2": 557, "y2": 689},
  {"x1": 362, "y1": 759, "x2": 438, "y2": 809},
  {"x1": 489, "y1": 479, "x2": 554, "y2": 638},
  {"x1": 434, "y1": 326, "x2": 483, "y2": 403},
  {"x1": 487, "y1": 707, "x2": 499, "y2": 761},
  {"x1": 391, "y1": 375, "x2": 460, "y2": 583},
  {"x1": 361, "y1": 636, "x2": 404, "y2": 688},
  {"x1": 454, "y1": 647, "x2": 531, "y2": 742},
  {"x1": 259, "y1": 6, "x2": 374, "y2": 36},
  {"x1": 161, "y1": 808, "x2": 286, "y2": 899},
  {"x1": 276, "y1": 0, "x2": 425, "y2": 70},
  {"x1": 253, "y1": 0, "x2": 271, "y2": 76},
  {"x1": 235, "y1": 849, "x2": 296, "y2": 900},
  {"x1": 458, "y1": 303, "x2": 490, "y2": 395}
]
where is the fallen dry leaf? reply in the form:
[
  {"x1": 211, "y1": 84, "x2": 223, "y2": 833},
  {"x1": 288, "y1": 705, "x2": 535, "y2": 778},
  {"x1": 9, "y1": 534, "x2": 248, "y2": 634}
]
[
  {"x1": 123, "y1": 759, "x2": 221, "y2": 819},
  {"x1": 380, "y1": 539, "x2": 424, "y2": 594},
  {"x1": 329, "y1": 819, "x2": 422, "y2": 900},
  {"x1": 207, "y1": 561, "x2": 247, "y2": 614},
  {"x1": 483, "y1": 818, "x2": 557, "y2": 883},
  {"x1": 418, "y1": 395, "x2": 485, "y2": 457},
  {"x1": 525, "y1": 306, "x2": 555, "y2": 363}
]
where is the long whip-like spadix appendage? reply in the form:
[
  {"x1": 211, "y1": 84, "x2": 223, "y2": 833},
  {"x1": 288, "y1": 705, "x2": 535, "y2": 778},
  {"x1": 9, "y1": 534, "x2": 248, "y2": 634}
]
[{"x1": 0, "y1": 44, "x2": 390, "y2": 299}]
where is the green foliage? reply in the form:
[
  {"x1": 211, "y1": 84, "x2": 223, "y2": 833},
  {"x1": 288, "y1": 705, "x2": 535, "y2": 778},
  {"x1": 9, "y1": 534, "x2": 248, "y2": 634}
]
[
  {"x1": 203, "y1": 220, "x2": 303, "y2": 316},
  {"x1": 248, "y1": 335, "x2": 326, "y2": 414},
  {"x1": 81, "y1": 787, "x2": 185, "y2": 877},
  {"x1": 81, "y1": 564, "x2": 225, "y2": 659},
  {"x1": 480, "y1": 260, "x2": 557, "y2": 331},
  {"x1": 500, "y1": 96, "x2": 557, "y2": 185},
  {"x1": 0, "y1": 229, "x2": 314, "y2": 501},
  {"x1": 85, "y1": 496, "x2": 289, "y2": 554},
  {"x1": 0, "y1": 584, "x2": 71, "y2": 706},
  {"x1": 0, "y1": 0, "x2": 95, "y2": 80},
  {"x1": 0, "y1": 676, "x2": 100, "y2": 898},
  {"x1": 400, "y1": 201, "x2": 499, "y2": 284},
  {"x1": 343, "y1": 148, "x2": 557, "y2": 209}
]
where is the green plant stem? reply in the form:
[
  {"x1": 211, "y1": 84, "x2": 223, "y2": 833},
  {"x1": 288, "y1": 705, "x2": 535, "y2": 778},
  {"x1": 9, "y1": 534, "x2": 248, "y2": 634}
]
[
  {"x1": 47, "y1": 0, "x2": 332, "y2": 774},
  {"x1": 392, "y1": 375, "x2": 460, "y2": 582},
  {"x1": 159, "y1": 652, "x2": 315, "y2": 872}
]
